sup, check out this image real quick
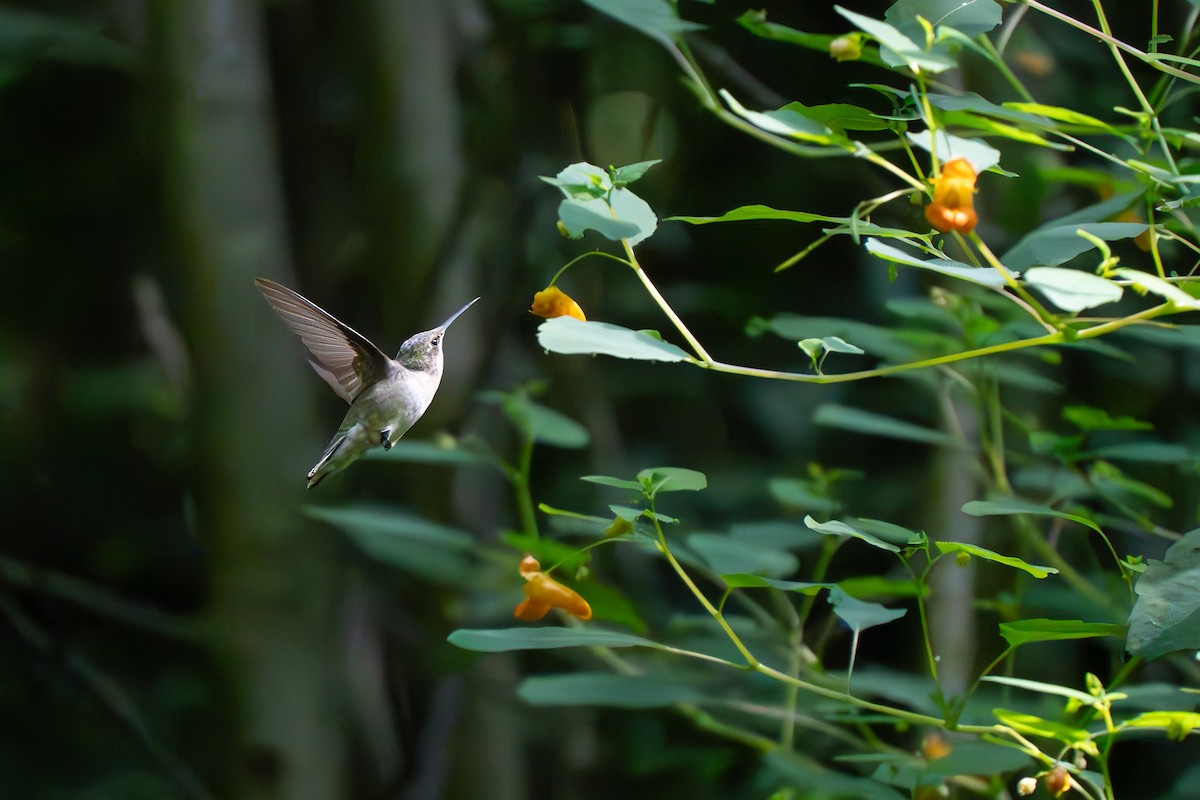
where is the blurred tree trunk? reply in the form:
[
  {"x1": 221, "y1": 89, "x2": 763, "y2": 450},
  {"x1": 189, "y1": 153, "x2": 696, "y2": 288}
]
[{"x1": 149, "y1": 1, "x2": 346, "y2": 798}]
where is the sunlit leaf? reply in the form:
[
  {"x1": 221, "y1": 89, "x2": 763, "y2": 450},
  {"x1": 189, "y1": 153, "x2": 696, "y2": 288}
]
[
  {"x1": 865, "y1": 239, "x2": 1008, "y2": 288},
  {"x1": 1024, "y1": 267, "x2": 1123, "y2": 312},
  {"x1": 557, "y1": 196, "x2": 642, "y2": 241},
  {"x1": 537, "y1": 317, "x2": 692, "y2": 362},
  {"x1": 670, "y1": 205, "x2": 843, "y2": 225},
  {"x1": 1111, "y1": 268, "x2": 1200, "y2": 310},
  {"x1": 1122, "y1": 711, "x2": 1200, "y2": 741},
  {"x1": 998, "y1": 619, "x2": 1126, "y2": 647},
  {"x1": 610, "y1": 159, "x2": 661, "y2": 186},
  {"x1": 906, "y1": 129, "x2": 1001, "y2": 173},
  {"x1": 720, "y1": 90, "x2": 839, "y2": 144},
  {"x1": 984, "y1": 676, "x2": 1096, "y2": 704},
  {"x1": 581, "y1": 474, "x2": 643, "y2": 491},
  {"x1": 805, "y1": 516, "x2": 902, "y2": 553},
  {"x1": 992, "y1": 709, "x2": 1099, "y2": 753},
  {"x1": 935, "y1": 541, "x2": 1058, "y2": 578},
  {"x1": 829, "y1": 586, "x2": 907, "y2": 631},
  {"x1": 448, "y1": 627, "x2": 656, "y2": 652}
]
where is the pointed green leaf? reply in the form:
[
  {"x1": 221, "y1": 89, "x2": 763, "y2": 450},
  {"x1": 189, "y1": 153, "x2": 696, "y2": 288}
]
[
  {"x1": 836, "y1": 6, "x2": 956, "y2": 74},
  {"x1": 962, "y1": 498, "x2": 1103, "y2": 535},
  {"x1": 992, "y1": 708, "x2": 1099, "y2": 753},
  {"x1": 865, "y1": 239, "x2": 1008, "y2": 288},
  {"x1": 610, "y1": 159, "x2": 661, "y2": 186},
  {"x1": 805, "y1": 516, "x2": 901, "y2": 553},
  {"x1": 448, "y1": 627, "x2": 656, "y2": 652},
  {"x1": 581, "y1": 474, "x2": 643, "y2": 491},
  {"x1": 1112, "y1": 268, "x2": 1200, "y2": 310},
  {"x1": 885, "y1": 0, "x2": 1002, "y2": 38},
  {"x1": 722, "y1": 574, "x2": 832, "y2": 594},
  {"x1": 537, "y1": 317, "x2": 692, "y2": 362},
  {"x1": 721, "y1": 90, "x2": 838, "y2": 144},
  {"x1": 829, "y1": 585, "x2": 907, "y2": 631},
  {"x1": 999, "y1": 618, "x2": 1126, "y2": 647},
  {"x1": 935, "y1": 541, "x2": 1058, "y2": 578}
]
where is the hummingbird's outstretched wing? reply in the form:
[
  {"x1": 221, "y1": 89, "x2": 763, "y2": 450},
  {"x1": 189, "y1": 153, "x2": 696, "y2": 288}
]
[{"x1": 255, "y1": 278, "x2": 391, "y2": 403}]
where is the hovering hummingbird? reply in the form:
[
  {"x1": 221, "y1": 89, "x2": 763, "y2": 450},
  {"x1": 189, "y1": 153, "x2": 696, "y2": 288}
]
[{"x1": 255, "y1": 278, "x2": 479, "y2": 488}]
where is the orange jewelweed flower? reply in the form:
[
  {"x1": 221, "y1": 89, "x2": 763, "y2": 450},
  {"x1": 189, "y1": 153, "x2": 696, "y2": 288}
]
[
  {"x1": 530, "y1": 286, "x2": 586, "y2": 321},
  {"x1": 513, "y1": 555, "x2": 592, "y2": 622},
  {"x1": 925, "y1": 157, "x2": 978, "y2": 234}
]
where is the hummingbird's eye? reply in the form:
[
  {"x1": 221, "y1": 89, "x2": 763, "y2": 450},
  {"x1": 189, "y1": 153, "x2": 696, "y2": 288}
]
[{"x1": 432, "y1": 335, "x2": 441, "y2": 346}]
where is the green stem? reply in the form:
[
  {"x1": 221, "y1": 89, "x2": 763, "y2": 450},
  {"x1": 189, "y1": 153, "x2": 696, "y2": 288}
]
[
  {"x1": 623, "y1": 240, "x2": 715, "y2": 362},
  {"x1": 512, "y1": 434, "x2": 539, "y2": 538},
  {"x1": 1020, "y1": 0, "x2": 1200, "y2": 84}
]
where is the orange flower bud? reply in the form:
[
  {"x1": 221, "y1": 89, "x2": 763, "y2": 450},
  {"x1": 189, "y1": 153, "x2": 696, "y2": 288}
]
[
  {"x1": 519, "y1": 553, "x2": 541, "y2": 578},
  {"x1": 1045, "y1": 765, "x2": 1071, "y2": 797},
  {"x1": 925, "y1": 157, "x2": 978, "y2": 234},
  {"x1": 921, "y1": 732, "x2": 952, "y2": 760},
  {"x1": 531, "y1": 286, "x2": 586, "y2": 321},
  {"x1": 829, "y1": 35, "x2": 862, "y2": 62}
]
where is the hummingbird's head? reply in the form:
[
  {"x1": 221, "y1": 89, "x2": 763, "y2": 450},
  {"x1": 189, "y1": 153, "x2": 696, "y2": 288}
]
[{"x1": 395, "y1": 297, "x2": 480, "y2": 372}]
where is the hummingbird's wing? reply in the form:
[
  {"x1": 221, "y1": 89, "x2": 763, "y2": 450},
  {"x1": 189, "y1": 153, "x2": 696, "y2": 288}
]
[{"x1": 255, "y1": 278, "x2": 391, "y2": 403}]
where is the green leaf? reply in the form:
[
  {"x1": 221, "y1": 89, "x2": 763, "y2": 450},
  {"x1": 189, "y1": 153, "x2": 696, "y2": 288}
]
[
  {"x1": 582, "y1": 0, "x2": 705, "y2": 48},
  {"x1": 518, "y1": 673, "x2": 705, "y2": 708},
  {"x1": 722, "y1": 574, "x2": 832, "y2": 594},
  {"x1": 999, "y1": 619, "x2": 1126, "y2": 647},
  {"x1": 835, "y1": 6, "x2": 956, "y2": 74},
  {"x1": 865, "y1": 239, "x2": 1008, "y2": 288},
  {"x1": 1063, "y1": 405, "x2": 1153, "y2": 432},
  {"x1": 1004, "y1": 223, "x2": 1148, "y2": 270},
  {"x1": 1024, "y1": 267, "x2": 1123, "y2": 313},
  {"x1": 991, "y1": 709, "x2": 1099, "y2": 753},
  {"x1": 537, "y1": 317, "x2": 692, "y2": 362},
  {"x1": 503, "y1": 395, "x2": 590, "y2": 449},
  {"x1": 906, "y1": 129, "x2": 1001, "y2": 173},
  {"x1": 637, "y1": 466, "x2": 708, "y2": 494},
  {"x1": 934, "y1": 541, "x2": 1058, "y2": 578},
  {"x1": 1127, "y1": 529, "x2": 1200, "y2": 659},
  {"x1": 923, "y1": 742, "x2": 1033, "y2": 777},
  {"x1": 1003, "y1": 102, "x2": 1126, "y2": 137},
  {"x1": 688, "y1": 534, "x2": 799, "y2": 579},
  {"x1": 610, "y1": 159, "x2": 661, "y2": 186},
  {"x1": 983, "y1": 675, "x2": 1097, "y2": 704},
  {"x1": 557, "y1": 196, "x2": 642, "y2": 241},
  {"x1": 829, "y1": 585, "x2": 907, "y2": 631},
  {"x1": 815, "y1": 404, "x2": 956, "y2": 449},
  {"x1": 304, "y1": 505, "x2": 474, "y2": 582},
  {"x1": 804, "y1": 516, "x2": 902, "y2": 553},
  {"x1": 720, "y1": 90, "x2": 839, "y2": 144},
  {"x1": 780, "y1": 101, "x2": 891, "y2": 135},
  {"x1": 885, "y1": 0, "x2": 1002, "y2": 38},
  {"x1": 669, "y1": 205, "x2": 843, "y2": 225},
  {"x1": 1122, "y1": 711, "x2": 1200, "y2": 741},
  {"x1": 581, "y1": 474, "x2": 643, "y2": 491},
  {"x1": 448, "y1": 627, "x2": 656, "y2": 653},
  {"x1": 962, "y1": 498, "x2": 1105, "y2": 537},
  {"x1": 1111, "y1": 268, "x2": 1200, "y2": 310},
  {"x1": 607, "y1": 186, "x2": 658, "y2": 245},
  {"x1": 764, "y1": 751, "x2": 909, "y2": 800},
  {"x1": 364, "y1": 438, "x2": 495, "y2": 466},
  {"x1": 542, "y1": 162, "x2": 611, "y2": 199}
]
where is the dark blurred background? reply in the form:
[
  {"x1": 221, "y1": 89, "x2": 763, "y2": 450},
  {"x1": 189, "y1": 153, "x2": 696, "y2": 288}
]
[{"x1": 2, "y1": 1, "x2": 1198, "y2": 798}]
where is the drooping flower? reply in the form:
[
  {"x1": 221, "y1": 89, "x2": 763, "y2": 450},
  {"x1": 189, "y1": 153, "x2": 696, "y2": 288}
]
[
  {"x1": 530, "y1": 286, "x2": 586, "y2": 321},
  {"x1": 925, "y1": 157, "x2": 978, "y2": 234},
  {"x1": 513, "y1": 554, "x2": 592, "y2": 621}
]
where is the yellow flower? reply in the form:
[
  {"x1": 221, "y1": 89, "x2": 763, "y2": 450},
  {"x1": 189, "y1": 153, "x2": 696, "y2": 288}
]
[
  {"x1": 513, "y1": 555, "x2": 592, "y2": 621},
  {"x1": 925, "y1": 157, "x2": 978, "y2": 234},
  {"x1": 530, "y1": 286, "x2": 586, "y2": 321}
]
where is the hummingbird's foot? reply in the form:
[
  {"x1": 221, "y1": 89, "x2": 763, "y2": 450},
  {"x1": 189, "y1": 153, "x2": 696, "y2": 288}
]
[{"x1": 380, "y1": 428, "x2": 393, "y2": 450}]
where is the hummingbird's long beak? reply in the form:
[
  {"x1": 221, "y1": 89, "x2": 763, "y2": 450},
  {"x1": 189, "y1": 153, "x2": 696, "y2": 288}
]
[{"x1": 438, "y1": 297, "x2": 480, "y2": 330}]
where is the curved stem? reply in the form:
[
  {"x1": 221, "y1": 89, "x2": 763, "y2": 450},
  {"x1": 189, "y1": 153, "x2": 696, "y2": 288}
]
[{"x1": 623, "y1": 240, "x2": 715, "y2": 362}]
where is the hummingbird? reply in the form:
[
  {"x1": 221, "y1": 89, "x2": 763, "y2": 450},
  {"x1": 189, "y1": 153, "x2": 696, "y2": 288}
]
[{"x1": 255, "y1": 277, "x2": 479, "y2": 488}]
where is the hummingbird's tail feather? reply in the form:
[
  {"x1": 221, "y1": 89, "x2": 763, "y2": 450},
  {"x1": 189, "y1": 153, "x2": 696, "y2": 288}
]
[{"x1": 306, "y1": 433, "x2": 348, "y2": 489}]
